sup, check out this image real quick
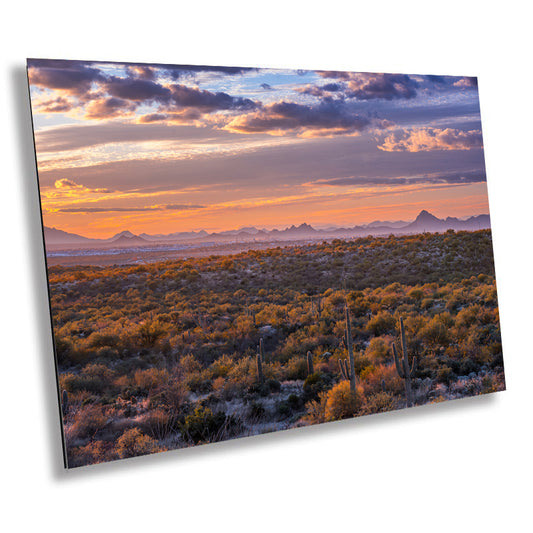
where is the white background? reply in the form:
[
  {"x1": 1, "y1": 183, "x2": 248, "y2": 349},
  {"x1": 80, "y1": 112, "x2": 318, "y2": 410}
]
[{"x1": 2, "y1": 2, "x2": 531, "y2": 531}]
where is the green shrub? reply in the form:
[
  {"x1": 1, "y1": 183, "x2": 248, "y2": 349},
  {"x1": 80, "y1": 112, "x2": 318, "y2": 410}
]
[
  {"x1": 436, "y1": 366, "x2": 456, "y2": 385},
  {"x1": 180, "y1": 406, "x2": 228, "y2": 444},
  {"x1": 303, "y1": 372, "x2": 327, "y2": 400}
]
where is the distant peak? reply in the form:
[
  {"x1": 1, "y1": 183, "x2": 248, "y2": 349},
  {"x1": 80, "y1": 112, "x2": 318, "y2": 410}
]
[
  {"x1": 111, "y1": 230, "x2": 136, "y2": 239},
  {"x1": 415, "y1": 210, "x2": 439, "y2": 221}
]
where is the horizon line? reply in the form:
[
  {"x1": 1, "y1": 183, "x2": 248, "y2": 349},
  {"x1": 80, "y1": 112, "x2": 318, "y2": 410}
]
[{"x1": 45, "y1": 209, "x2": 490, "y2": 241}]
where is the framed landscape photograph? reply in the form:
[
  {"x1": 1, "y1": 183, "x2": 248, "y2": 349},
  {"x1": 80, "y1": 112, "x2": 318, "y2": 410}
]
[{"x1": 27, "y1": 58, "x2": 505, "y2": 468}]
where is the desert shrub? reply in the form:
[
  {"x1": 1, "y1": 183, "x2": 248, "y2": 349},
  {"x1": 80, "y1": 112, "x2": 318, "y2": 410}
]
[
  {"x1": 212, "y1": 376, "x2": 225, "y2": 392},
  {"x1": 421, "y1": 298, "x2": 434, "y2": 309},
  {"x1": 481, "y1": 374, "x2": 498, "y2": 394},
  {"x1": 285, "y1": 356, "x2": 309, "y2": 380},
  {"x1": 54, "y1": 337, "x2": 74, "y2": 365},
  {"x1": 115, "y1": 428, "x2": 166, "y2": 459},
  {"x1": 324, "y1": 381, "x2": 362, "y2": 421},
  {"x1": 366, "y1": 312, "x2": 396, "y2": 336},
  {"x1": 226, "y1": 357, "x2": 254, "y2": 390},
  {"x1": 360, "y1": 364, "x2": 403, "y2": 396},
  {"x1": 147, "y1": 378, "x2": 187, "y2": 411},
  {"x1": 68, "y1": 404, "x2": 109, "y2": 440},
  {"x1": 209, "y1": 354, "x2": 234, "y2": 378},
  {"x1": 303, "y1": 372, "x2": 327, "y2": 400},
  {"x1": 136, "y1": 321, "x2": 167, "y2": 348},
  {"x1": 455, "y1": 305, "x2": 481, "y2": 329},
  {"x1": 86, "y1": 332, "x2": 119, "y2": 350},
  {"x1": 420, "y1": 316, "x2": 450, "y2": 347},
  {"x1": 133, "y1": 368, "x2": 169, "y2": 392},
  {"x1": 180, "y1": 406, "x2": 228, "y2": 444},
  {"x1": 60, "y1": 372, "x2": 106, "y2": 394},
  {"x1": 365, "y1": 337, "x2": 391, "y2": 363},
  {"x1": 180, "y1": 354, "x2": 202, "y2": 375},
  {"x1": 186, "y1": 370, "x2": 213, "y2": 394},
  {"x1": 361, "y1": 392, "x2": 398, "y2": 414},
  {"x1": 248, "y1": 378, "x2": 280, "y2": 397},
  {"x1": 68, "y1": 440, "x2": 115, "y2": 467},
  {"x1": 288, "y1": 394, "x2": 302, "y2": 409},
  {"x1": 408, "y1": 288, "x2": 424, "y2": 302},
  {"x1": 436, "y1": 366, "x2": 456, "y2": 385},
  {"x1": 82, "y1": 363, "x2": 115, "y2": 380},
  {"x1": 277, "y1": 401, "x2": 291, "y2": 417},
  {"x1": 458, "y1": 357, "x2": 478, "y2": 376},
  {"x1": 266, "y1": 378, "x2": 281, "y2": 392},
  {"x1": 303, "y1": 391, "x2": 328, "y2": 424},
  {"x1": 137, "y1": 408, "x2": 178, "y2": 440},
  {"x1": 248, "y1": 401, "x2": 266, "y2": 421}
]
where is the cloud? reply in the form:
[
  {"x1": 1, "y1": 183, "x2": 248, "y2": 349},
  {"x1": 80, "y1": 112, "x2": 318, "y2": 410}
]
[
  {"x1": 378, "y1": 127, "x2": 483, "y2": 152},
  {"x1": 103, "y1": 76, "x2": 172, "y2": 102},
  {"x1": 57, "y1": 204, "x2": 205, "y2": 213},
  {"x1": 125, "y1": 65, "x2": 156, "y2": 80},
  {"x1": 85, "y1": 97, "x2": 137, "y2": 120},
  {"x1": 168, "y1": 84, "x2": 258, "y2": 111},
  {"x1": 28, "y1": 62, "x2": 103, "y2": 96},
  {"x1": 53, "y1": 178, "x2": 112, "y2": 193},
  {"x1": 164, "y1": 64, "x2": 255, "y2": 80},
  {"x1": 318, "y1": 72, "x2": 419, "y2": 100},
  {"x1": 260, "y1": 83, "x2": 272, "y2": 90},
  {"x1": 297, "y1": 83, "x2": 344, "y2": 97},
  {"x1": 36, "y1": 96, "x2": 74, "y2": 113},
  {"x1": 453, "y1": 77, "x2": 478, "y2": 88},
  {"x1": 34, "y1": 122, "x2": 245, "y2": 153},
  {"x1": 55, "y1": 178, "x2": 81, "y2": 189},
  {"x1": 164, "y1": 204, "x2": 205, "y2": 210},
  {"x1": 305, "y1": 169, "x2": 486, "y2": 187},
  {"x1": 224, "y1": 100, "x2": 377, "y2": 137}
]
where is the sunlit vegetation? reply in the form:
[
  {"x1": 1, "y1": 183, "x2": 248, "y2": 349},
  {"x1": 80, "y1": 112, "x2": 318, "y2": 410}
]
[{"x1": 52, "y1": 230, "x2": 504, "y2": 467}]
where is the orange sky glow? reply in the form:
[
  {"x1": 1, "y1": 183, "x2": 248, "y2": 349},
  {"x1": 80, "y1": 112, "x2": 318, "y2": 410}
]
[{"x1": 28, "y1": 60, "x2": 490, "y2": 239}]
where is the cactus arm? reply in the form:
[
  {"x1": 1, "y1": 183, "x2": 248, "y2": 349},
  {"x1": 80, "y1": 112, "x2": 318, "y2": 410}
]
[
  {"x1": 345, "y1": 305, "x2": 357, "y2": 396},
  {"x1": 339, "y1": 358, "x2": 349, "y2": 381},
  {"x1": 400, "y1": 317, "x2": 408, "y2": 363},
  {"x1": 392, "y1": 317, "x2": 415, "y2": 407},
  {"x1": 392, "y1": 343, "x2": 405, "y2": 378},
  {"x1": 402, "y1": 352, "x2": 410, "y2": 379},
  {"x1": 259, "y1": 338, "x2": 264, "y2": 362},
  {"x1": 307, "y1": 351, "x2": 314, "y2": 375},
  {"x1": 62, "y1": 389, "x2": 69, "y2": 417},
  {"x1": 339, "y1": 359, "x2": 345, "y2": 380},
  {"x1": 256, "y1": 352, "x2": 264, "y2": 384}
]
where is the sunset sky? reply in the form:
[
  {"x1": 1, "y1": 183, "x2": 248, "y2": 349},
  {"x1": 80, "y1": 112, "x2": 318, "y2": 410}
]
[{"x1": 28, "y1": 59, "x2": 489, "y2": 238}]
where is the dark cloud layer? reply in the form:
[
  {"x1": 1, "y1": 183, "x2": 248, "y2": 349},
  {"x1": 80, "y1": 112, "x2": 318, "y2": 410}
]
[
  {"x1": 169, "y1": 84, "x2": 258, "y2": 111},
  {"x1": 317, "y1": 72, "x2": 419, "y2": 100},
  {"x1": 103, "y1": 76, "x2": 172, "y2": 102},
  {"x1": 28, "y1": 63, "x2": 103, "y2": 95},
  {"x1": 308, "y1": 169, "x2": 486, "y2": 187},
  {"x1": 226, "y1": 99, "x2": 375, "y2": 136}
]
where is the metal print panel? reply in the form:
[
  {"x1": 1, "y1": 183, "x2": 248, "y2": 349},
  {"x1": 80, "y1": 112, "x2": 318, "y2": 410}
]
[{"x1": 27, "y1": 59, "x2": 505, "y2": 468}]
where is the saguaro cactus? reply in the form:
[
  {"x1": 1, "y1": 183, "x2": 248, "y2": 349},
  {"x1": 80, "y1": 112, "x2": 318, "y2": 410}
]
[
  {"x1": 61, "y1": 389, "x2": 69, "y2": 417},
  {"x1": 259, "y1": 338, "x2": 265, "y2": 362},
  {"x1": 311, "y1": 296, "x2": 323, "y2": 323},
  {"x1": 392, "y1": 317, "x2": 416, "y2": 407},
  {"x1": 307, "y1": 351, "x2": 314, "y2": 375},
  {"x1": 338, "y1": 305, "x2": 357, "y2": 396},
  {"x1": 256, "y1": 351, "x2": 264, "y2": 384}
]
